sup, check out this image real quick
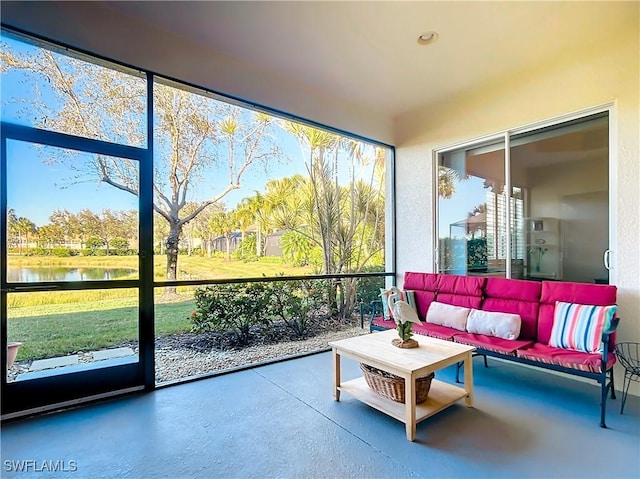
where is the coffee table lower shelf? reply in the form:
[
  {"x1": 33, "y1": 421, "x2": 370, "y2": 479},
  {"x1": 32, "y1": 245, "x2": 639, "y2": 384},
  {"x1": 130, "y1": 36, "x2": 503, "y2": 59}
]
[{"x1": 339, "y1": 376, "x2": 468, "y2": 424}]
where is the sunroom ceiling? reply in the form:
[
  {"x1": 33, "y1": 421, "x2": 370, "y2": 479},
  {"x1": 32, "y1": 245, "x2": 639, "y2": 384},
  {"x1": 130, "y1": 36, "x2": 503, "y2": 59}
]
[
  {"x1": 99, "y1": 1, "x2": 636, "y2": 118},
  {"x1": 0, "y1": 1, "x2": 636, "y2": 140}
]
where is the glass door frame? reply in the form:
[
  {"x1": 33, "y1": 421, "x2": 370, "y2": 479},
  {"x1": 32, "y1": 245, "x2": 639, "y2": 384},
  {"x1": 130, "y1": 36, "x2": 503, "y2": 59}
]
[{"x1": 1, "y1": 113, "x2": 155, "y2": 416}]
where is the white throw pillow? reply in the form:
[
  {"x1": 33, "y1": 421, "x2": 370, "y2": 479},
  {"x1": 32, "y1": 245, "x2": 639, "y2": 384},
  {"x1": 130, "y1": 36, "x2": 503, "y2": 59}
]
[
  {"x1": 425, "y1": 301, "x2": 470, "y2": 331},
  {"x1": 466, "y1": 309, "x2": 522, "y2": 340}
]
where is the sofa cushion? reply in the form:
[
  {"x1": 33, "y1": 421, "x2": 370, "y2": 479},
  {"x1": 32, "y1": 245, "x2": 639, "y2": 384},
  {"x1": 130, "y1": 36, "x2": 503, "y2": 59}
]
[
  {"x1": 453, "y1": 333, "x2": 533, "y2": 355},
  {"x1": 425, "y1": 301, "x2": 470, "y2": 331},
  {"x1": 374, "y1": 316, "x2": 462, "y2": 341},
  {"x1": 483, "y1": 277, "x2": 541, "y2": 340},
  {"x1": 403, "y1": 272, "x2": 439, "y2": 319},
  {"x1": 516, "y1": 342, "x2": 616, "y2": 373},
  {"x1": 466, "y1": 309, "x2": 521, "y2": 340},
  {"x1": 412, "y1": 322, "x2": 461, "y2": 341},
  {"x1": 371, "y1": 317, "x2": 396, "y2": 330},
  {"x1": 411, "y1": 290, "x2": 437, "y2": 320},
  {"x1": 538, "y1": 281, "x2": 617, "y2": 344},
  {"x1": 403, "y1": 272, "x2": 440, "y2": 292},
  {"x1": 436, "y1": 274, "x2": 485, "y2": 309},
  {"x1": 549, "y1": 301, "x2": 617, "y2": 353}
]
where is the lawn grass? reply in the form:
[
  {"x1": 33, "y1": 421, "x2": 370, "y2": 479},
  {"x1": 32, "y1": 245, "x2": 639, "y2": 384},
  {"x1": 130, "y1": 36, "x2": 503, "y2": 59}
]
[
  {"x1": 7, "y1": 254, "x2": 312, "y2": 361},
  {"x1": 9, "y1": 295, "x2": 195, "y2": 360}
]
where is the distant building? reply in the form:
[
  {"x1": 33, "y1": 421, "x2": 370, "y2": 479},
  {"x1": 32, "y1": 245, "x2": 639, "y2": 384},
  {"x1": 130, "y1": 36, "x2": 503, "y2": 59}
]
[{"x1": 264, "y1": 230, "x2": 285, "y2": 257}]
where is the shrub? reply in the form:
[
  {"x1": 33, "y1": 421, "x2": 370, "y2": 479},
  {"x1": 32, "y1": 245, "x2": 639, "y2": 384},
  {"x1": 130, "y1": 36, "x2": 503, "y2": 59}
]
[
  {"x1": 52, "y1": 247, "x2": 73, "y2": 257},
  {"x1": 86, "y1": 237, "x2": 105, "y2": 249},
  {"x1": 233, "y1": 235, "x2": 258, "y2": 262},
  {"x1": 25, "y1": 247, "x2": 48, "y2": 256},
  {"x1": 265, "y1": 280, "x2": 326, "y2": 338},
  {"x1": 109, "y1": 238, "x2": 129, "y2": 250},
  {"x1": 355, "y1": 265, "x2": 386, "y2": 305},
  {"x1": 192, "y1": 282, "x2": 271, "y2": 345}
]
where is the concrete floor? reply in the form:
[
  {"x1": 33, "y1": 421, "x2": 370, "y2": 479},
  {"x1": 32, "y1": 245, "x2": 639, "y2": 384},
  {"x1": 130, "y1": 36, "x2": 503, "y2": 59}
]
[{"x1": 1, "y1": 351, "x2": 639, "y2": 479}]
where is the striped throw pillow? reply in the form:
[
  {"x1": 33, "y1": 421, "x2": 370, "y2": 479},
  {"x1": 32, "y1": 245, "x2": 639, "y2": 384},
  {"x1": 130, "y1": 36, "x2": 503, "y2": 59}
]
[
  {"x1": 549, "y1": 301, "x2": 617, "y2": 353},
  {"x1": 379, "y1": 288, "x2": 417, "y2": 320}
]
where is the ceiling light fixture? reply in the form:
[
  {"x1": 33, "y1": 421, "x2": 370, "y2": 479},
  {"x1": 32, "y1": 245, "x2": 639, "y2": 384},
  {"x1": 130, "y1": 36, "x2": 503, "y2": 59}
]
[{"x1": 417, "y1": 31, "x2": 438, "y2": 45}]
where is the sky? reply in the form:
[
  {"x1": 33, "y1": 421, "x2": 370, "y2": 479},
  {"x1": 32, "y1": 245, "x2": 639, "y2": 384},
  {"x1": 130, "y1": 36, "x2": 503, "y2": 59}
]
[
  {"x1": 1, "y1": 33, "x2": 379, "y2": 228},
  {"x1": 438, "y1": 177, "x2": 489, "y2": 239}
]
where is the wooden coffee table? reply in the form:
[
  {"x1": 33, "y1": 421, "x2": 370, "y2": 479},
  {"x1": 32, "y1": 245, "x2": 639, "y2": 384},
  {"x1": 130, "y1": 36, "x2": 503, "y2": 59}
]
[{"x1": 329, "y1": 329, "x2": 475, "y2": 441}]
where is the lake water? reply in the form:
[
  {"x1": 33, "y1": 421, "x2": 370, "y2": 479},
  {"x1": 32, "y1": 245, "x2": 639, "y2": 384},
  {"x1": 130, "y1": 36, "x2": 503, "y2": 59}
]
[{"x1": 7, "y1": 266, "x2": 137, "y2": 282}]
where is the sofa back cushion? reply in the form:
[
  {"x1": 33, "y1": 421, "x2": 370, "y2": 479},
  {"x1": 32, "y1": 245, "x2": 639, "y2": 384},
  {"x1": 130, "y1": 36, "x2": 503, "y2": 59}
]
[
  {"x1": 403, "y1": 272, "x2": 440, "y2": 320},
  {"x1": 435, "y1": 274, "x2": 485, "y2": 309},
  {"x1": 403, "y1": 273, "x2": 485, "y2": 320},
  {"x1": 538, "y1": 281, "x2": 617, "y2": 344},
  {"x1": 483, "y1": 277, "x2": 541, "y2": 340}
]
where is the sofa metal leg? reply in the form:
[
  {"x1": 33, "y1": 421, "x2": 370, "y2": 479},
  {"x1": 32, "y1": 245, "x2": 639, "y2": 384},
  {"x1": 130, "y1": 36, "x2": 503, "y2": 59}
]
[
  {"x1": 610, "y1": 368, "x2": 616, "y2": 400},
  {"x1": 455, "y1": 361, "x2": 462, "y2": 383},
  {"x1": 600, "y1": 372, "x2": 609, "y2": 428}
]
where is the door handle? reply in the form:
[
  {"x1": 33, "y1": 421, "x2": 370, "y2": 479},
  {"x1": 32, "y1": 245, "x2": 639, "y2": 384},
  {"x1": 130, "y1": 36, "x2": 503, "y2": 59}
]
[{"x1": 603, "y1": 249, "x2": 611, "y2": 270}]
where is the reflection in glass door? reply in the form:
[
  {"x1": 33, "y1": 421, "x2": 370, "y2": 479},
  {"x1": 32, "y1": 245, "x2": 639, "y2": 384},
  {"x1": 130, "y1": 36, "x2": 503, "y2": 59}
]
[
  {"x1": 437, "y1": 138, "x2": 509, "y2": 278},
  {"x1": 1, "y1": 125, "x2": 149, "y2": 416}
]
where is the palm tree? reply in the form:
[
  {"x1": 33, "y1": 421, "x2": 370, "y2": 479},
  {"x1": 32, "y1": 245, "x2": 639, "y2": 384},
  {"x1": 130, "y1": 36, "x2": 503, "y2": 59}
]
[
  {"x1": 263, "y1": 175, "x2": 309, "y2": 233},
  {"x1": 237, "y1": 193, "x2": 269, "y2": 257},
  {"x1": 282, "y1": 121, "x2": 340, "y2": 275},
  {"x1": 13, "y1": 217, "x2": 37, "y2": 254},
  {"x1": 233, "y1": 199, "x2": 255, "y2": 242},
  {"x1": 280, "y1": 230, "x2": 314, "y2": 267},
  {"x1": 439, "y1": 165, "x2": 464, "y2": 199}
]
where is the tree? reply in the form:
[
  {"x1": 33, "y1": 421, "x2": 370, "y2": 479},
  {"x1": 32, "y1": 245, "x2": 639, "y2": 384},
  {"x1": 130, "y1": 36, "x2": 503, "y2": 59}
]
[
  {"x1": 6, "y1": 209, "x2": 18, "y2": 248},
  {"x1": 270, "y1": 123, "x2": 386, "y2": 317},
  {"x1": 191, "y1": 203, "x2": 223, "y2": 258},
  {"x1": 282, "y1": 122, "x2": 339, "y2": 276},
  {"x1": 438, "y1": 165, "x2": 469, "y2": 199},
  {"x1": 10, "y1": 216, "x2": 37, "y2": 254},
  {"x1": 235, "y1": 193, "x2": 269, "y2": 257},
  {"x1": 37, "y1": 223, "x2": 65, "y2": 248},
  {"x1": 280, "y1": 230, "x2": 314, "y2": 267},
  {"x1": 76, "y1": 209, "x2": 103, "y2": 251},
  {"x1": 153, "y1": 211, "x2": 169, "y2": 255},
  {"x1": 209, "y1": 211, "x2": 236, "y2": 261},
  {"x1": 1, "y1": 40, "x2": 280, "y2": 282},
  {"x1": 49, "y1": 210, "x2": 83, "y2": 247}
]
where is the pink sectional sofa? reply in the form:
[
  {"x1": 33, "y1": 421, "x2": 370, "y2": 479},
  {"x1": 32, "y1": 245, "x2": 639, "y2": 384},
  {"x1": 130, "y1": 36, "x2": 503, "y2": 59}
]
[{"x1": 368, "y1": 272, "x2": 619, "y2": 427}]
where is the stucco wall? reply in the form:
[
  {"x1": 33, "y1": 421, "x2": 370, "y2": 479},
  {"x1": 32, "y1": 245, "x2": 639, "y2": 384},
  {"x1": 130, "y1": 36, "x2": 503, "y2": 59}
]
[{"x1": 394, "y1": 26, "x2": 639, "y2": 392}]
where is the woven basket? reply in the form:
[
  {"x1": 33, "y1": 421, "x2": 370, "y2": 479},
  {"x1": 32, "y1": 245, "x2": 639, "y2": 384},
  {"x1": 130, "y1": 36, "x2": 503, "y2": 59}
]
[{"x1": 360, "y1": 363, "x2": 434, "y2": 404}]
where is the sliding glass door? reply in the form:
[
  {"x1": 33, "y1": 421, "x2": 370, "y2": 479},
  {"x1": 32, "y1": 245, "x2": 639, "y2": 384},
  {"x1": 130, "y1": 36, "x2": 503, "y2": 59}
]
[{"x1": 436, "y1": 111, "x2": 610, "y2": 284}]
